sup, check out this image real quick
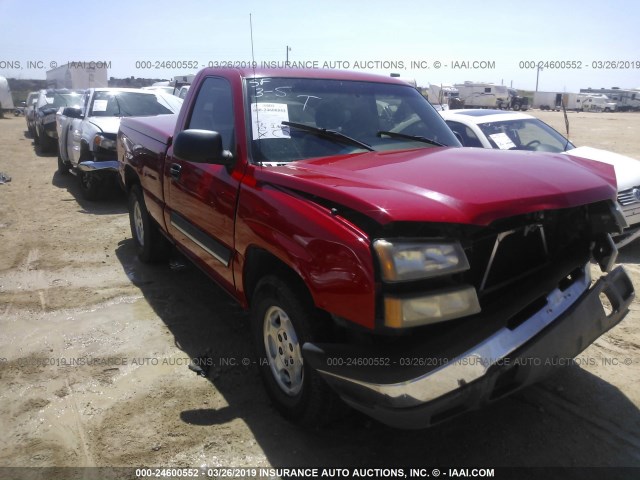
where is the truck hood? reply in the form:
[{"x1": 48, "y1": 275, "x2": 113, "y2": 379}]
[
  {"x1": 87, "y1": 116, "x2": 122, "y2": 134},
  {"x1": 254, "y1": 147, "x2": 617, "y2": 226},
  {"x1": 564, "y1": 146, "x2": 640, "y2": 192}
]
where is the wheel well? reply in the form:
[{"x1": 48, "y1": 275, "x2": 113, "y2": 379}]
[
  {"x1": 123, "y1": 164, "x2": 140, "y2": 192},
  {"x1": 79, "y1": 141, "x2": 92, "y2": 161},
  {"x1": 244, "y1": 248, "x2": 312, "y2": 308}
]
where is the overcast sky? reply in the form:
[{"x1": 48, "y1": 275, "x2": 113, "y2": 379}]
[{"x1": 1, "y1": 0, "x2": 639, "y2": 92}]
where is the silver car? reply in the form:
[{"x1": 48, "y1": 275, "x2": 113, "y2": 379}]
[{"x1": 57, "y1": 88, "x2": 182, "y2": 200}]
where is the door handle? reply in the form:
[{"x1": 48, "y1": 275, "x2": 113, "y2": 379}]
[{"x1": 169, "y1": 163, "x2": 182, "y2": 181}]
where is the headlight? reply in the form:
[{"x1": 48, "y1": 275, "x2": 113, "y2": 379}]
[
  {"x1": 384, "y1": 286, "x2": 481, "y2": 328},
  {"x1": 373, "y1": 239, "x2": 470, "y2": 282},
  {"x1": 94, "y1": 134, "x2": 116, "y2": 150}
]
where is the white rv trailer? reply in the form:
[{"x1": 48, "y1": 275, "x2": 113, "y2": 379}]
[
  {"x1": 533, "y1": 91, "x2": 583, "y2": 111},
  {"x1": 453, "y1": 81, "x2": 509, "y2": 108},
  {"x1": 0, "y1": 76, "x2": 14, "y2": 110},
  {"x1": 46, "y1": 63, "x2": 108, "y2": 89},
  {"x1": 534, "y1": 91, "x2": 617, "y2": 112}
]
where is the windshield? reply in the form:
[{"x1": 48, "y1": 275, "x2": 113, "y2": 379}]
[
  {"x1": 247, "y1": 77, "x2": 460, "y2": 163},
  {"x1": 89, "y1": 91, "x2": 181, "y2": 117},
  {"x1": 478, "y1": 118, "x2": 574, "y2": 152}
]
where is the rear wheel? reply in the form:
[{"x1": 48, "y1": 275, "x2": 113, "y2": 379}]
[
  {"x1": 128, "y1": 184, "x2": 169, "y2": 262},
  {"x1": 251, "y1": 275, "x2": 342, "y2": 427}
]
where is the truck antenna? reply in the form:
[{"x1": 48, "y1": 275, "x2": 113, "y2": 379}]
[
  {"x1": 250, "y1": 13, "x2": 256, "y2": 74},
  {"x1": 249, "y1": 13, "x2": 261, "y2": 152}
]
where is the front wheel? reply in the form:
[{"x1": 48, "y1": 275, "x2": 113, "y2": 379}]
[
  {"x1": 38, "y1": 131, "x2": 56, "y2": 152},
  {"x1": 251, "y1": 275, "x2": 342, "y2": 427},
  {"x1": 78, "y1": 170, "x2": 105, "y2": 200},
  {"x1": 128, "y1": 185, "x2": 169, "y2": 263},
  {"x1": 57, "y1": 152, "x2": 69, "y2": 174}
]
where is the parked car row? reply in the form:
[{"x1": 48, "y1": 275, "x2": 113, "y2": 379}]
[
  {"x1": 20, "y1": 80, "x2": 640, "y2": 252},
  {"x1": 26, "y1": 89, "x2": 84, "y2": 151},
  {"x1": 22, "y1": 87, "x2": 183, "y2": 199}
]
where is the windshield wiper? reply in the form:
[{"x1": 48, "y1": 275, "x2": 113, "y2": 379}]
[
  {"x1": 377, "y1": 130, "x2": 445, "y2": 147},
  {"x1": 282, "y1": 121, "x2": 374, "y2": 151}
]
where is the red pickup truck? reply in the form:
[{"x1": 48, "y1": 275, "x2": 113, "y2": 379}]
[{"x1": 117, "y1": 68, "x2": 634, "y2": 429}]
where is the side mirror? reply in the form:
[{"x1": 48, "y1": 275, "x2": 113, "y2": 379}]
[
  {"x1": 173, "y1": 129, "x2": 234, "y2": 166},
  {"x1": 62, "y1": 106, "x2": 83, "y2": 119}
]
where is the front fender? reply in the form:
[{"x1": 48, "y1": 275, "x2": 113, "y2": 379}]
[
  {"x1": 81, "y1": 121, "x2": 101, "y2": 153},
  {"x1": 236, "y1": 182, "x2": 377, "y2": 329}
]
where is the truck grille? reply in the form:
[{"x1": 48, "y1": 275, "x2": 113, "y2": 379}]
[
  {"x1": 617, "y1": 187, "x2": 640, "y2": 207},
  {"x1": 462, "y1": 207, "x2": 592, "y2": 299},
  {"x1": 467, "y1": 225, "x2": 549, "y2": 295}
]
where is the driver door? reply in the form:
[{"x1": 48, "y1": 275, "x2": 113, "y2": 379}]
[{"x1": 165, "y1": 77, "x2": 240, "y2": 292}]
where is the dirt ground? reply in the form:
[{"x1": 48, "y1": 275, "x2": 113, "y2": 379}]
[{"x1": 0, "y1": 111, "x2": 639, "y2": 479}]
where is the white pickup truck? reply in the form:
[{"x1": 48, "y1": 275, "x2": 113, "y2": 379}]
[{"x1": 56, "y1": 88, "x2": 182, "y2": 199}]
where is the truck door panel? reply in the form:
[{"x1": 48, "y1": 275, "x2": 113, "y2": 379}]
[{"x1": 165, "y1": 77, "x2": 239, "y2": 289}]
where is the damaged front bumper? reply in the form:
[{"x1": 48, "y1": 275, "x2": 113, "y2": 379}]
[
  {"x1": 77, "y1": 160, "x2": 119, "y2": 173},
  {"x1": 302, "y1": 265, "x2": 634, "y2": 429}
]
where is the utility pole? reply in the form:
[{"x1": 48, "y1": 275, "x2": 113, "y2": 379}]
[
  {"x1": 536, "y1": 66, "x2": 543, "y2": 92},
  {"x1": 286, "y1": 46, "x2": 291, "y2": 65}
]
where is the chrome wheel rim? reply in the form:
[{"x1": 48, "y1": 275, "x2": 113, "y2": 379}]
[
  {"x1": 263, "y1": 305, "x2": 303, "y2": 396},
  {"x1": 133, "y1": 200, "x2": 144, "y2": 246}
]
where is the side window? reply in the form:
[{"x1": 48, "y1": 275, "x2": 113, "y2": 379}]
[{"x1": 187, "y1": 77, "x2": 234, "y2": 151}]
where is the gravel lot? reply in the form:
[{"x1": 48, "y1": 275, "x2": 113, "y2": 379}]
[{"x1": 0, "y1": 110, "x2": 639, "y2": 479}]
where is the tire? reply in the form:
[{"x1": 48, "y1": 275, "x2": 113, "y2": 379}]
[
  {"x1": 513, "y1": 103, "x2": 521, "y2": 111},
  {"x1": 57, "y1": 152, "x2": 69, "y2": 174},
  {"x1": 251, "y1": 275, "x2": 342, "y2": 427},
  {"x1": 128, "y1": 184, "x2": 169, "y2": 262},
  {"x1": 78, "y1": 170, "x2": 105, "y2": 201},
  {"x1": 39, "y1": 133, "x2": 56, "y2": 153}
]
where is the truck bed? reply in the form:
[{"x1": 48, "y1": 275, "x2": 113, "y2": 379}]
[
  {"x1": 119, "y1": 113, "x2": 178, "y2": 226},
  {"x1": 120, "y1": 113, "x2": 177, "y2": 145}
]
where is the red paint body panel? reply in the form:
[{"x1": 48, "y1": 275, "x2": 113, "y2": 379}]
[
  {"x1": 234, "y1": 165, "x2": 376, "y2": 326},
  {"x1": 253, "y1": 147, "x2": 617, "y2": 226}
]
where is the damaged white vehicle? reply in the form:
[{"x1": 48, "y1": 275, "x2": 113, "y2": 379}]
[
  {"x1": 440, "y1": 109, "x2": 640, "y2": 247},
  {"x1": 56, "y1": 88, "x2": 182, "y2": 200}
]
